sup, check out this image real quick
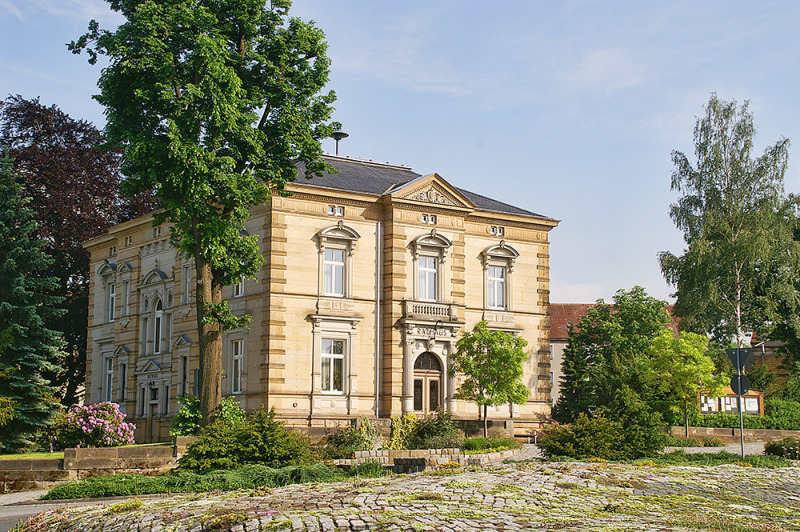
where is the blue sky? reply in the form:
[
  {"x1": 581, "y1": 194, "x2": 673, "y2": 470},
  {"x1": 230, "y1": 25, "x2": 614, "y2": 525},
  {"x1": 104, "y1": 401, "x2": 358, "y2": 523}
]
[{"x1": 3, "y1": 0, "x2": 800, "y2": 303}]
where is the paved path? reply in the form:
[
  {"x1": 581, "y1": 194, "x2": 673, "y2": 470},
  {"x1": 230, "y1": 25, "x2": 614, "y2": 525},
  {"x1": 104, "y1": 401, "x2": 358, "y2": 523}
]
[{"x1": 10, "y1": 445, "x2": 799, "y2": 531}]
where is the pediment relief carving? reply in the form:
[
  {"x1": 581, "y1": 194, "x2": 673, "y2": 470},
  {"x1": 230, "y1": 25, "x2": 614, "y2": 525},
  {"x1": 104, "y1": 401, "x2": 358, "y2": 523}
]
[{"x1": 402, "y1": 183, "x2": 462, "y2": 206}]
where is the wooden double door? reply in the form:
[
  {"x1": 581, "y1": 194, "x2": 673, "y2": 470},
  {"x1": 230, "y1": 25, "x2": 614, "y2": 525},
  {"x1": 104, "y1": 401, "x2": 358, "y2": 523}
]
[{"x1": 413, "y1": 352, "x2": 442, "y2": 414}]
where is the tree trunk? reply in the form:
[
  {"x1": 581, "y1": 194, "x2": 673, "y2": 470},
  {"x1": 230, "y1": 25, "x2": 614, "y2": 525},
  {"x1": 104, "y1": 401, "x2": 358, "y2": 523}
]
[
  {"x1": 483, "y1": 404, "x2": 488, "y2": 439},
  {"x1": 196, "y1": 256, "x2": 223, "y2": 427},
  {"x1": 684, "y1": 399, "x2": 689, "y2": 438}
]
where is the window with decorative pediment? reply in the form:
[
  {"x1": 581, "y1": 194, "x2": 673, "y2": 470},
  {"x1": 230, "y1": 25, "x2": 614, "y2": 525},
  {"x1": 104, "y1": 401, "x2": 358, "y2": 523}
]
[
  {"x1": 411, "y1": 230, "x2": 452, "y2": 302},
  {"x1": 481, "y1": 241, "x2": 519, "y2": 311},
  {"x1": 317, "y1": 221, "x2": 360, "y2": 298},
  {"x1": 96, "y1": 260, "x2": 118, "y2": 323}
]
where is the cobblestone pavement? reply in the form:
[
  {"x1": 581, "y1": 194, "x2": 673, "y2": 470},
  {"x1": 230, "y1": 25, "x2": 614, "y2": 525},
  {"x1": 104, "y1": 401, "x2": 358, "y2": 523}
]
[{"x1": 16, "y1": 446, "x2": 800, "y2": 531}]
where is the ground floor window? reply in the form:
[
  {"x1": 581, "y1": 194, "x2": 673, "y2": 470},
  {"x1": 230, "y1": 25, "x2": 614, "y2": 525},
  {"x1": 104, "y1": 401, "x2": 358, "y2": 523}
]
[{"x1": 321, "y1": 338, "x2": 345, "y2": 393}]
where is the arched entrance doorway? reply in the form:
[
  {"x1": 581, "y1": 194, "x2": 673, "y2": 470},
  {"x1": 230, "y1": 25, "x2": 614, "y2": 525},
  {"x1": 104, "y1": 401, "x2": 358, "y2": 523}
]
[{"x1": 413, "y1": 352, "x2": 442, "y2": 415}]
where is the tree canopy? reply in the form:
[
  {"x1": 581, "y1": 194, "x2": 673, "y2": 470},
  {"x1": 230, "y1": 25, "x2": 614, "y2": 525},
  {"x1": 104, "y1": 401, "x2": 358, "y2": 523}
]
[
  {"x1": 0, "y1": 153, "x2": 65, "y2": 451},
  {"x1": 647, "y1": 329, "x2": 725, "y2": 436},
  {"x1": 70, "y1": 0, "x2": 339, "y2": 424},
  {"x1": 0, "y1": 95, "x2": 156, "y2": 405},
  {"x1": 449, "y1": 321, "x2": 529, "y2": 438},
  {"x1": 659, "y1": 93, "x2": 800, "y2": 347}
]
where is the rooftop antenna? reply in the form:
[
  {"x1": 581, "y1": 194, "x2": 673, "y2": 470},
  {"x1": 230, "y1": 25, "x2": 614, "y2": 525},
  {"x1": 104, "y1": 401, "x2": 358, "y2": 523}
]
[{"x1": 331, "y1": 131, "x2": 349, "y2": 155}]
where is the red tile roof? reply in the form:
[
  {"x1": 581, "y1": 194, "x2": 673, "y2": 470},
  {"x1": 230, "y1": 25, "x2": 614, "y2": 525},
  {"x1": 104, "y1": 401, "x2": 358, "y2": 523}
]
[{"x1": 550, "y1": 303, "x2": 679, "y2": 340}]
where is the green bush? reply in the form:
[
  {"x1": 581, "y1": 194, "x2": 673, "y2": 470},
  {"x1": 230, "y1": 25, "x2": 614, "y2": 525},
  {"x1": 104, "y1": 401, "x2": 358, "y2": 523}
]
[
  {"x1": 322, "y1": 419, "x2": 380, "y2": 459},
  {"x1": 464, "y1": 437, "x2": 490, "y2": 451},
  {"x1": 665, "y1": 435, "x2": 703, "y2": 447},
  {"x1": 350, "y1": 459, "x2": 389, "y2": 477},
  {"x1": 701, "y1": 435, "x2": 725, "y2": 447},
  {"x1": 489, "y1": 436, "x2": 522, "y2": 450},
  {"x1": 178, "y1": 408, "x2": 312, "y2": 471},
  {"x1": 170, "y1": 396, "x2": 245, "y2": 438},
  {"x1": 764, "y1": 399, "x2": 800, "y2": 430},
  {"x1": 603, "y1": 387, "x2": 666, "y2": 458},
  {"x1": 764, "y1": 437, "x2": 800, "y2": 459},
  {"x1": 42, "y1": 463, "x2": 346, "y2": 500},
  {"x1": 687, "y1": 398, "x2": 800, "y2": 431},
  {"x1": 539, "y1": 415, "x2": 625, "y2": 461},
  {"x1": 410, "y1": 411, "x2": 464, "y2": 450},
  {"x1": 655, "y1": 450, "x2": 790, "y2": 468},
  {"x1": 387, "y1": 413, "x2": 419, "y2": 450}
]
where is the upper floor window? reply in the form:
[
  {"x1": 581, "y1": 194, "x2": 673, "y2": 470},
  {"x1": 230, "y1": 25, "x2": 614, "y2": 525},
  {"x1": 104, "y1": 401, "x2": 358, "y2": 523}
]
[
  {"x1": 123, "y1": 235, "x2": 133, "y2": 247},
  {"x1": 418, "y1": 256, "x2": 437, "y2": 301},
  {"x1": 317, "y1": 222, "x2": 360, "y2": 299},
  {"x1": 411, "y1": 230, "x2": 452, "y2": 303},
  {"x1": 323, "y1": 248, "x2": 345, "y2": 296},
  {"x1": 487, "y1": 265, "x2": 506, "y2": 309},
  {"x1": 183, "y1": 264, "x2": 192, "y2": 304},
  {"x1": 321, "y1": 338, "x2": 345, "y2": 393},
  {"x1": 327, "y1": 205, "x2": 345, "y2": 217},
  {"x1": 490, "y1": 225, "x2": 505, "y2": 237},
  {"x1": 121, "y1": 280, "x2": 130, "y2": 317},
  {"x1": 233, "y1": 276, "x2": 245, "y2": 298},
  {"x1": 118, "y1": 362, "x2": 127, "y2": 402},
  {"x1": 153, "y1": 300, "x2": 163, "y2": 354},
  {"x1": 482, "y1": 241, "x2": 519, "y2": 311},
  {"x1": 107, "y1": 283, "x2": 116, "y2": 322},
  {"x1": 108, "y1": 245, "x2": 117, "y2": 257}
]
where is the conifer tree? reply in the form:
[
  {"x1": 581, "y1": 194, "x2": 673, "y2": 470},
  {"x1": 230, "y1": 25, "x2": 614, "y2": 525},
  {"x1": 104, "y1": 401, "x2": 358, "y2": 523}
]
[{"x1": 0, "y1": 152, "x2": 64, "y2": 452}]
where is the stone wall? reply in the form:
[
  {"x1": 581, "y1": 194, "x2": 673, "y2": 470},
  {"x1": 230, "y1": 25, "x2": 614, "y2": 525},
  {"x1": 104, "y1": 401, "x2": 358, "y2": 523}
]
[
  {"x1": 334, "y1": 447, "x2": 519, "y2": 473},
  {"x1": 0, "y1": 444, "x2": 177, "y2": 493},
  {"x1": 670, "y1": 426, "x2": 800, "y2": 443}
]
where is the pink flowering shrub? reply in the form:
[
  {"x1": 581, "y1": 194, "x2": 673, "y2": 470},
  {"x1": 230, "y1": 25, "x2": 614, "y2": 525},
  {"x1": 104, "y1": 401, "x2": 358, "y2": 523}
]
[{"x1": 49, "y1": 402, "x2": 135, "y2": 449}]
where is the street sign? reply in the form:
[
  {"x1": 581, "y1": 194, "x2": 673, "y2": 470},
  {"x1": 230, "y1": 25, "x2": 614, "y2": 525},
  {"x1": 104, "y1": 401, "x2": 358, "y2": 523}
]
[
  {"x1": 726, "y1": 348, "x2": 753, "y2": 371},
  {"x1": 730, "y1": 374, "x2": 750, "y2": 396}
]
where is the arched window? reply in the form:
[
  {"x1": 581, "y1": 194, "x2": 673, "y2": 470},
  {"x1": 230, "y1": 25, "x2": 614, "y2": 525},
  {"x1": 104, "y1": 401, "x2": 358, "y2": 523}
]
[{"x1": 414, "y1": 352, "x2": 442, "y2": 372}]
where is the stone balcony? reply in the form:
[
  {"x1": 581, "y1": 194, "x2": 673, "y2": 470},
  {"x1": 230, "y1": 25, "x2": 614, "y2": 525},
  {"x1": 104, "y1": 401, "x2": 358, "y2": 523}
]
[{"x1": 403, "y1": 300, "x2": 459, "y2": 321}]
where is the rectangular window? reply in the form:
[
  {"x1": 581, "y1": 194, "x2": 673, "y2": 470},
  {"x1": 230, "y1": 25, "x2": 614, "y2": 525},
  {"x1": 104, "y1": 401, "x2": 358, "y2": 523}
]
[
  {"x1": 487, "y1": 265, "x2": 506, "y2": 309},
  {"x1": 109, "y1": 245, "x2": 117, "y2": 257},
  {"x1": 119, "y1": 363, "x2": 127, "y2": 402},
  {"x1": 104, "y1": 357, "x2": 113, "y2": 402},
  {"x1": 183, "y1": 265, "x2": 192, "y2": 304},
  {"x1": 233, "y1": 276, "x2": 244, "y2": 298},
  {"x1": 323, "y1": 248, "x2": 345, "y2": 296},
  {"x1": 122, "y1": 280, "x2": 130, "y2": 316},
  {"x1": 139, "y1": 388, "x2": 145, "y2": 417},
  {"x1": 162, "y1": 385, "x2": 170, "y2": 416},
  {"x1": 321, "y1": 339, "x2": 345, "y2": 393},
  {"x1": 154, "y1": 313, "x2": 162, "y2": 354},
  {"x1": 179, "y1": 356, "x2": 189, "y2": 396},
  {"x1": 108, "y1": 283, "x2": 116, "y2": 322},
  {"x1": 232, "y1": 340, "x2": 244, "y2": 394},
  {"x1": 418, "y1": 256, "x2": 437, "y2": 301}
]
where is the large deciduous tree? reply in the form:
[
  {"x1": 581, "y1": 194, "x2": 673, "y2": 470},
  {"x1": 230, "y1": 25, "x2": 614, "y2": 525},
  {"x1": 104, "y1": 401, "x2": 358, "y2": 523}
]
[
  {"x1": 449, "y1": 321, "x2": 529, "y2": 438},
  {"x1": 70, "y1": 0, "x2": 339, "y2": 425},
  {"x1": 0, "y1": 153, "x2": 65, "y2": 451},
  {"x1": 0, "y1": 95, "x2": 156, "y2": 405},
  {"x1": 659, "y1": 94, "x2": 800, "y2": 348}
]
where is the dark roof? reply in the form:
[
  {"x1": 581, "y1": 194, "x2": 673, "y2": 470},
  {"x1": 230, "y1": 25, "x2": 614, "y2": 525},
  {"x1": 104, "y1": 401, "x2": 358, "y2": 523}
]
[{"x1": 296, "y1": 155, "x2": 547, "y2": 218}]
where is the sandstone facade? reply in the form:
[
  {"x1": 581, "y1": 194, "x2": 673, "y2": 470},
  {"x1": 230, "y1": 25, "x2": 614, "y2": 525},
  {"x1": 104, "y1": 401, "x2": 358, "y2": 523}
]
[{"x1": 83, "y1": 155, "x2": 559, "y2": 442}]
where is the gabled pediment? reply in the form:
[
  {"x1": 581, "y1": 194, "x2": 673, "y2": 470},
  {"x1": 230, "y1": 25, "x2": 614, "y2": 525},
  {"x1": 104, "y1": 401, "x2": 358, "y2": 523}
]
[
  {"x1": 139, "y1": 268, "x2": 169, "y2": 287},
  {"x1": 173, "y1": 334, "x2": 193, "y2": 348},
  {"x1": 138, "y1": 358, "x2": 164, "y2": 373},
  {"x1": 389, "y1": 173, "x2": 476, "y2": 209},
  {"x1": 318, "y1": 220, "x2": 361, "y2": 242},
  {"x1": 482, "y1": 242, "x2": 520, "y2": 260},
  {"x1": 114, "y1": 344, "x2": 131, "y2": 356}
]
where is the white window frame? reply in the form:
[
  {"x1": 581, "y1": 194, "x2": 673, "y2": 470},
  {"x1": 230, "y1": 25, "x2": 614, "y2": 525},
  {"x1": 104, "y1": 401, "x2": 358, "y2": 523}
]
[
  {"x1": 323, "y1": 247, "x2": 346, "y2": 297},
  {"x1": 107, "y1": 283, "x2": 116, "y2": 322},
  {"x1": 231, "y1": 339, "x2": 244, "y2": 394},
  {"x1": 320, "y1": 338, "x2": 345, "y2": 394},
  {"x1": 481, "y1": 242, "x2": 519, "y2": 312},
  {"x1": 104, "y1": 357, "x2": 113, "y2": 402},
  {"x1": 118, "y1": 362, "x2": 127, "y2": 402},
  {"x1": 154, "y1": 300, "x2": 163, "y2": 354},
  {"x1": 233, "y1": 276, "x2": 244, "y2": 298},
  {"x1": 317, "y1": 222, "x2": 360, "y2": 299},
  {"x1": 182, "y1": 264, "x2": 192, "y2": 304},
  {"x1": 487, "y1": 265, "x2": 507, "y2": 309},
  {"x1": 418, "y1": 255, "x2": 438, "y2": 301},
  {"x1": 122, "y1": 280, "x2": 130, "y2": 317}
]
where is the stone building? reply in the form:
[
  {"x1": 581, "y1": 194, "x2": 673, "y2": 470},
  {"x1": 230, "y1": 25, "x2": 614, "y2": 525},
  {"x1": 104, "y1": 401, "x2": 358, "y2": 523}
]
[{"x1": 84, "y1": 155, "x2": 559, "y2": 442}]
